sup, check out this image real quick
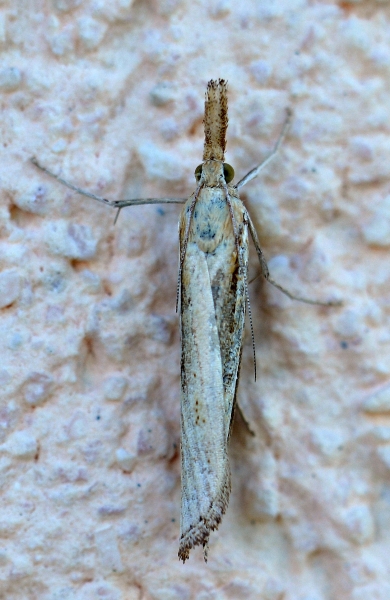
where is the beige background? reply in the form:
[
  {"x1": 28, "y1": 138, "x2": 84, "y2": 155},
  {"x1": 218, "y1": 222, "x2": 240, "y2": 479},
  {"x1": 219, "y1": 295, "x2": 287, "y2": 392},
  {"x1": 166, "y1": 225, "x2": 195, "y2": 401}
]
[{"x1": 1, "y1": 0, "x2": 390, "y2": 598}]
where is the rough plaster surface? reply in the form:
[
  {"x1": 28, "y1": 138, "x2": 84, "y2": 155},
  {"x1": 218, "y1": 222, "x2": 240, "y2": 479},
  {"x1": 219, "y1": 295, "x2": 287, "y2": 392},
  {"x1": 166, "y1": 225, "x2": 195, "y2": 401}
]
[{"x1": 1, "y1": 0, "x2": 390, "y2": 598}]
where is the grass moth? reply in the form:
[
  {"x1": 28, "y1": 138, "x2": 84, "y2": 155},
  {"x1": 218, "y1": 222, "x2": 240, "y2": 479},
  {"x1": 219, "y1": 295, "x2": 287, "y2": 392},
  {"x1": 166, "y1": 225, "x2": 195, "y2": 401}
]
[{"x1": 31, "y1": 79, "x2": 339, "y2": 563}]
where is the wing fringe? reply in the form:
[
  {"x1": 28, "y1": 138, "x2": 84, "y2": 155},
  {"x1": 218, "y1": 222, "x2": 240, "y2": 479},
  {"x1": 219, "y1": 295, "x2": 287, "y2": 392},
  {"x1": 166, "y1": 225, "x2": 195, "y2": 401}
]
[{"x1": 178, "y1": 464, "x2": 231, "y2": 563}]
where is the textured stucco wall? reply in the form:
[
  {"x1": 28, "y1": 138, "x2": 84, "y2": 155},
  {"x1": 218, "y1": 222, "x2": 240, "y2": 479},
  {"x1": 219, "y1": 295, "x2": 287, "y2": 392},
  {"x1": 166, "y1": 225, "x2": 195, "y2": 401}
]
[{"x1": 1, "y1": 0, "x2": 390, "y2": 598}]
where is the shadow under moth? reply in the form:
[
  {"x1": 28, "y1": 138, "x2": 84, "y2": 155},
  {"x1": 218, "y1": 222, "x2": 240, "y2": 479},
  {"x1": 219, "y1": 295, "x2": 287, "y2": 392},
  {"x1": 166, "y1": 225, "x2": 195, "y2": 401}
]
[{"x1": 32, "y1": 79, "x2": 339, "y2": 563}]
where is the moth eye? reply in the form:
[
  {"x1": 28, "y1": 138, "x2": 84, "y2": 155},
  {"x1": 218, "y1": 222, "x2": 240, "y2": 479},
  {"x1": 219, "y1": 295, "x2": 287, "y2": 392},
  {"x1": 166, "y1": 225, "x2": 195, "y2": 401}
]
[
  {"x1": 195, "y1": 164, "x2": 203, "y2": 181},
  {"x1": 223, "y1": 163, "x2": 234, "y2": 183}
]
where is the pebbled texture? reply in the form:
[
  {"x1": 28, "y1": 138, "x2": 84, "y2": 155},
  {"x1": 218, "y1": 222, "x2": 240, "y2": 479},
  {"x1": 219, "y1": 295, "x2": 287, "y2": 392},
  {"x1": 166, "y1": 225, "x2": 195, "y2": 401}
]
[{"x1": 1, "y1": 1, "x2": 390, "y2": 598}]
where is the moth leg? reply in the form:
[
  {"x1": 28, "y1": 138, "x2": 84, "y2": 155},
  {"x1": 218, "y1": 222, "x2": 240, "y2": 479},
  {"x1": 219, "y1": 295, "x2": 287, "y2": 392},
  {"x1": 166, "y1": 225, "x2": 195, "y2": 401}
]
[
  {"x1": 236, "y1": 402, "x2": 256, "y2": 437},
  {"x1": 234, "y1": 108, "x2": 292, "y2": 190},
  {"x1": 245, "y1": 210, "x2": 269, "y2": 279},
  {"x1": 30, "y1": 157, "x2": 186, "y2": 215},
  {"x1": 265, "y1": 276, "x2": 342, "y2": 306},
  {"x1": 246, "y1": 210, "x2": 342, "y2": 307}
]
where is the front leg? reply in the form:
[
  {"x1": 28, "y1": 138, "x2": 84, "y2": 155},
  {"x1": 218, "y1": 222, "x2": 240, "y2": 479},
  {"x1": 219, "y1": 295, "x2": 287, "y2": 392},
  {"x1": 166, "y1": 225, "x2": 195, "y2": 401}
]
[
  {"x1": 30, "y1": 157, "x2": 186, "y2": 211},
  {"x1": 234, "y1": 108, "x2": 292, "y2": 190}
]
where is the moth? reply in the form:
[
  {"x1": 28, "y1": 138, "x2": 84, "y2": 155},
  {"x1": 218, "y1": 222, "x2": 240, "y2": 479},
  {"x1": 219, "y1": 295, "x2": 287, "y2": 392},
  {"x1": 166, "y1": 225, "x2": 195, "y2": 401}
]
[{"x1": 31, "y1": 79, "x2": 339, "y2": 563}]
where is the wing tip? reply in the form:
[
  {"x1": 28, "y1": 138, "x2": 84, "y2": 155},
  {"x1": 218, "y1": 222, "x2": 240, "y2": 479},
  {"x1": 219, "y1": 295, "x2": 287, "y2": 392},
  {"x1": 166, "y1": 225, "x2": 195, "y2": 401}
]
[{"x1": 178, "y1": 473, "x2": 231, "y2": 563}]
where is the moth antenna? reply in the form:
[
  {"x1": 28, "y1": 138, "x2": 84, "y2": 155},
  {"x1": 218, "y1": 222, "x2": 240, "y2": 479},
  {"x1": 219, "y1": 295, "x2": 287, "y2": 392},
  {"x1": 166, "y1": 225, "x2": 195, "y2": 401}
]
[
  {"x1": 245, "y1": 274, "x2": 257, "y2": 381},
  {"x1": 176, "y1": 183, "x2": 203, "y2": 313},
  {"x1": 203, "y1": 79, "x2": 228, "y2": 161}
]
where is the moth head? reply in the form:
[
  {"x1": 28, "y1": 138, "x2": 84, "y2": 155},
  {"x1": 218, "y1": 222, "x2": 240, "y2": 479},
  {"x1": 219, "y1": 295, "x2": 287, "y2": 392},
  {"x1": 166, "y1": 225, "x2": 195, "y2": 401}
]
[{"x1": 194, "y1": 162, "x2": 234, "y2": 183}]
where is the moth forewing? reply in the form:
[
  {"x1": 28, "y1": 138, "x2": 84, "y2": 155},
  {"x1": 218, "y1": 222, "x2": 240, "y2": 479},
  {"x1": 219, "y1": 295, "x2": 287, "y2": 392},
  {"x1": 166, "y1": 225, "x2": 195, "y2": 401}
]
[
  {"x1": 31, "y1": 79, "x2": 337, "y2": 564},
  {"x1": 178, "y1": 179, "x2": 249, "y2": 562},
  {"x1": 179, "y1": 202, "x2": 230, "y2": 561}
]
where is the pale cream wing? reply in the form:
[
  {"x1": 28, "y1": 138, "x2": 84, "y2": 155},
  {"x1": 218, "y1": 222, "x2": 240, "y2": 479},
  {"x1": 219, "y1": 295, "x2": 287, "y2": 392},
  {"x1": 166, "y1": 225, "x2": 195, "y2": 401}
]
[
  {"x1": 179, "y1": 239, "x2": 231, "y2": 562},
  {"x1": 207, "y1": 198, "x2": 249, "y2": 439}
]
